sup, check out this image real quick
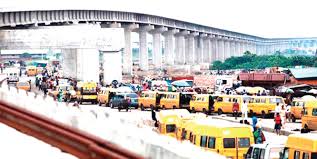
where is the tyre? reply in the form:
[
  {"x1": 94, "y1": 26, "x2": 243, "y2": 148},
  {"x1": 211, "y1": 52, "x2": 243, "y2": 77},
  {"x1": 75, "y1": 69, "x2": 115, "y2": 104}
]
[
  {"x1": 249, "y1": 110, "x2": 254, "y2": 116},
  {"x1": 217, "y1": 109, "x2": 223, "y2": 115},
  {"x1": 98, "y1": 101, "x2": 102, "y2": 106},
  {"x1": 110, "y1": 102, "x2": 114, "y2": 108},
  {"x1": 291, "y1": 115, "x2": 296, "y2": 123},
  {"x1": 191, "y1": 107, "x2": 196, "y2": 113},
  {"x1": 301, "y1": 124, "x2": 310, "y2": 133},
  {"x1": 140, "y1": 104, "x2": 145, "y2": 111},
  {"x1": 162, "y1": 105, "x2": 166, "y2": 110},
  {"x1": 202, "y1": 108, "x2": 207, "y2": 114},
  {"x1": 173, "y1": 105, "x2": 177, "y2": 109},
  {"x1": 261, "y1": 111, "x2": 266, "y2": 119}
]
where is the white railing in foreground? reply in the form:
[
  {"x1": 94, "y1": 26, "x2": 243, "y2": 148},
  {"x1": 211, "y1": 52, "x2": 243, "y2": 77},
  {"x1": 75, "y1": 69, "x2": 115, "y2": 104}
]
[{"x1": 0, "y1": 85, "x2": 226, "y2": 159}]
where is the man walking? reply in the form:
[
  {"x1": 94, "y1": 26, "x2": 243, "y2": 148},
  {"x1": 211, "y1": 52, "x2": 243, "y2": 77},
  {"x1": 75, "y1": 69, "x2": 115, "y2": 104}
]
[
  {"x1": 241, "y1": 100, "x2": 248, "y2": 124},
  {"x1": 232, "y1": 99, "x2": 239, "y2": 120}
]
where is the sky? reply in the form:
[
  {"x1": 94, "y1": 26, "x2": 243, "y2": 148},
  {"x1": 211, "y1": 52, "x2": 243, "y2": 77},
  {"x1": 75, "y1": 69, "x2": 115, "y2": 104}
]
[{"x1": 1, "y1": 0, "x2": 317, "y2": 38}]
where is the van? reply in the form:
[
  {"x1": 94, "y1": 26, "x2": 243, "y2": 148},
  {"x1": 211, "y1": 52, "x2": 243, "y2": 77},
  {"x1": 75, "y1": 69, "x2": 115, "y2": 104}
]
[
  {"x1": 160, "y1": 92, "x2": 196, "y2": 109},
  {"x1": 301, "y1": 103, "x2": 317, "y2": 132},
  {"x1": 189, "y1": 119, "x2": 254, "y2": 159},
  {"x1": 190, "y1": 94, "x2": 218, "y2": 114},
  {"x1": 26, "y1": 66, "x2": 37, "y2": 76},
  {"x1": 248, "y1": 96, "x2": 284, "y2": 118},
  {"x1": 280, "y1": 133, "x2": 317, "y2": 159},
  {"x1": 16, "y1": 81, "x2": 31, "y2": 91},
  {"x1": 97, "y1": 87, "x2": 117, "y2": 106},
  {"x1": 138, "y1": 91, "x2": 161, "y2": 110},
  {"x1": 245, "y1": 143, "x2": 284, "y2": 159},
  {"x1": 214, "y1": 95, "x2": 250, "y2": 115},
  {"x1": 5, "y1": 67, "x2": 19, "y2": 83},
  {"x1": 290, "y1": 98, "x2": 317, "y2": 122},
  {"x1": 175, "y1": 113, "x2": 206, "y2": 141},
  {"x1": 157, "y1": 109, "x2": 191, "y2": 138}
]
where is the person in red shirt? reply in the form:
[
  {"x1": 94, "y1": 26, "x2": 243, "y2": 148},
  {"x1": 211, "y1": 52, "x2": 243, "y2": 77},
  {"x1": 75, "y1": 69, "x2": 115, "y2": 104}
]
[
  {"x1": 274, "y1": 113, "x2": 282, "y2": 135},
  {"x1": 232, "y1": 99, "x2": 240, "y2": 120}
]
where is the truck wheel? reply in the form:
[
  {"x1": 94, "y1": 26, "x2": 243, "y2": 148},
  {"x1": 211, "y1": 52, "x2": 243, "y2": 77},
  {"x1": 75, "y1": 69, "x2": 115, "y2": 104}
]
[{"x1": 217, "y1": 109, "x2": 223, "y2": 115}]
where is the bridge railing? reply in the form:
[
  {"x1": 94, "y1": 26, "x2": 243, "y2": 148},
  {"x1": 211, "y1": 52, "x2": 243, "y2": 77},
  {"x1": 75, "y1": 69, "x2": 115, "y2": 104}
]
[{"x1": 0, "y1": 84, "x2": 225, "y2": 159}]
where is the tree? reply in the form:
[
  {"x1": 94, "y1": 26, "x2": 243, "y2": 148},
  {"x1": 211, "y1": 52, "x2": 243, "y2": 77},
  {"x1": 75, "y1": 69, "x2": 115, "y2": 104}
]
[{"x1": 211, "y1": 60, "x2": 223, "y2": 70}]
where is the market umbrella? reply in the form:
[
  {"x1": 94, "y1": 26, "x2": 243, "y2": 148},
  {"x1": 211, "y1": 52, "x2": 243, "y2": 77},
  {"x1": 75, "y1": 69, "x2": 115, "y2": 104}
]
[
  {"x1": 171, "y1": 80, "x2": 191, "y2": 87},
  {"x1": 116, "y1": 86, "x2": 134, "y2": 93},
  {"x1": 277, "y1": 86, "x2": 294, "y2": 94},
  {"x1": 308, "y1": 89, "x2": 317, "y2": 94},
  {"x1": 249, "y1": 86, "x2": 266, "y2": 94},
  {"x1": 235, "y1": 86, "x2": 252, "y2": 93},
  {"x1": 302, "y1": 95, "x2": 316, "y2": 100}
]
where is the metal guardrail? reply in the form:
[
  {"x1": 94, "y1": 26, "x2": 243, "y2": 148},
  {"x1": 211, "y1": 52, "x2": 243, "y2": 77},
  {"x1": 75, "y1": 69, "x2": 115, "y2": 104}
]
[{"x1": 0, "y1": 82, "x2": 225, "y2": 159}]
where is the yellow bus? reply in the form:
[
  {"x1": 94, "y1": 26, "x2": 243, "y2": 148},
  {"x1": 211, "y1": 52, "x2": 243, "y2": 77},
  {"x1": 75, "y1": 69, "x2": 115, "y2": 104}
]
[
  {"x1": 138, "y1": 91, "x2": 161, "y2": 110},
  {"x1": 175, "y1": 113, "x2": 206, "y2": 141},
  {"x1": 26, "y1": 66, "x2": 37, "y2": 76},
  {"x1": 248, "y1": 96, "x2": 284, "y2": 118},
  {"x1": 301, "y1": 103, "x2": 317, "y2": 133},
  {"x1": 157, "y1": 109, "x2": 191, "y2": 138},
  {"x1": 214, "y1": 95, "x2": 250, "y2": 115},
  {"x1": 290, "y1": 98, "x2": 317, "y2": 122},
  {"x1": 97, "y1": 87, "x2": 117, "y2": 106},
  {"x1": 159, "y1": 92, "x2": 196, "y2": 109},
  {"x1": 188, "y1": 119, "x2": 254, "y2": 159},
  {"x1": 190, "y1": 94, "x2": 218, "y2": 114},
  {"x1": 280, "y1": 133, "x2": 317, "y2": 159}
]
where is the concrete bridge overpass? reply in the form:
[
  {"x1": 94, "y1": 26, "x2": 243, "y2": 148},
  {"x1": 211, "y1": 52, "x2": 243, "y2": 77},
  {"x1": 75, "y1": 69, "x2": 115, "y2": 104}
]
[{"x1": 0, "y1": 8, "x2": 316, "y2": 82}]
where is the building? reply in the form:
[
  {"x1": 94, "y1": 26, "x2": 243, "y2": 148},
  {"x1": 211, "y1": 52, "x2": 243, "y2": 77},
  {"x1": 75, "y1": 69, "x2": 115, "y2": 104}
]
[{"x1": 289, "y1": 68, "x2": 317, "y2": 85}]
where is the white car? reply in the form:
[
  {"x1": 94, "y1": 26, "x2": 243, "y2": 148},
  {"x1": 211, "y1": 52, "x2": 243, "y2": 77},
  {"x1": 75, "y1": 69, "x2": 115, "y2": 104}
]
[{"x1": 245, "y1": 143, "x2": 284, "y2": 159}]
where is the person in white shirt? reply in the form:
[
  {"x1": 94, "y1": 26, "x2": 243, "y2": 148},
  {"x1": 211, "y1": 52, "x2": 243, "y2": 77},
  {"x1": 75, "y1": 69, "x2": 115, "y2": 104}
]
[
  {"x1": 241, "y1": 100, "x2": 248, "y2": 122},
  {"x1": 275, "y1": 103, "x2": 281, "y2": 117}
]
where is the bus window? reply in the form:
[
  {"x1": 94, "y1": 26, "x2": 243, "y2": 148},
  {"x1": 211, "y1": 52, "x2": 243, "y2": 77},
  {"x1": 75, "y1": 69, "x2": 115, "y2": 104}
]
[
  {"x1": 302, "y1": 152, "x2": 309, "y2": 159},
  {"x1": 208, "y1": 137, "x2": 216, "y2": 149},
  {"x1": 223, "y1": 138, "x2": 235, "y2": 148},
  {"x1": 238, "y1": 138, "x2": 250, "y2": 148},
  {"x1": 166, "y1": 124, "x2": 176, "y2": 133},
  {"x1": 200, "y1": 136, "x2": 207, "y2": 147}
]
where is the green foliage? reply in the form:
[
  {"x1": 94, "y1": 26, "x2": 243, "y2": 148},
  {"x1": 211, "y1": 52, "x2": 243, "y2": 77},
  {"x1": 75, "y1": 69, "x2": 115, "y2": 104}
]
[{"x1": 211, "y1": 53, "x2": 317, "y2": 70}]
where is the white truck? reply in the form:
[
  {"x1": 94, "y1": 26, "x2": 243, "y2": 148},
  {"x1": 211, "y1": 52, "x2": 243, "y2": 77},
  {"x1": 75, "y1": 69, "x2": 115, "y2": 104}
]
[
  {"x1": 5, "y1": 67, "x2": 19, "y2": 84},
  {"x1": 214, "y1": 75, "x2": 240, "y2": 93}
]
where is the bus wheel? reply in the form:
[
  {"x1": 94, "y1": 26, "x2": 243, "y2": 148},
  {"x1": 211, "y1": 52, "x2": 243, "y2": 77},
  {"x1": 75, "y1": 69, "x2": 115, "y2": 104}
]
[
  {"x1": 140, "y1": 104, "x2": 145, "y2": 111},
  {"x1": 202, "y1": 108, "x2": 207, "y2": 115},
  {"x1": 301, "y1": 124, "x2": 310, "y2": 133},
  {"x1": 191, "y1": 107, "x2": 195, "y2": 113},
  {"x1": 162, "y1": 106, "x2": 166, "y2": 110},
  {"x1": 173, "y1": 106, "x2": 176, "y2": 109},
  {"x1": 249, "y1": 110, "x2": 254, "y2": 116},
  {"x1": 261, "y1": 111, "x2": 266, "y2": 118},
  {"x1": 150, "y1": 104, "x2": 154, "y2": 110},
  {"x1": 98, "y1": 101, "x2": 102, "y2": 106},
  {"x1": 291, "y1": 115, "x2": 296, "y2": 123},
  {"x1": 217, "y1": 109, "x2": 223, "y2": 115}
]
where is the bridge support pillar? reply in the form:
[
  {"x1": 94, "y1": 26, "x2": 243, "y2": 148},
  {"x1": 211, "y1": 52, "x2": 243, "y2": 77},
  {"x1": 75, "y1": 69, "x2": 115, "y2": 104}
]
[
  {"x1": 62, "y1": 48, "x2": 99, "y2": 82},
  {"x1": 150, "y1": 26, "x2": 167, "y2": 69},
  {"x1": 123, "y1": 24, "x2": 139, "y2": 75},
  {"x1": 203, "y1": 35, "x2": 211, "y2": 63},
  {"x1": 163, "y1": 29, "x2": 179, "y2": 66},
  {"x1": 185, "y1": 32, "x2": 199, "y2": 64},
  {"x1": 211, "y1": 35, "x2": 218, "y2": 62},
  {"x1": 175, "y1": 30, "x2": 188, "y2": 65},
  {"x1": 197, "y1": 33, "x2": 207, "y2": 64},
  {"x1": 217, "y1": 38, "x2": 225, "y2": 62},
  {"x1": 224, "y1": 39, "x2": 230, "y2": 59},
  {"x1": 138, "y1": 25, "x2": 154, "y2": 71}
]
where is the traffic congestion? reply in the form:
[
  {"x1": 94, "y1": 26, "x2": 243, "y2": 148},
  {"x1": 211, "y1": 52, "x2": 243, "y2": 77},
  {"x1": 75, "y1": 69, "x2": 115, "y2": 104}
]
[{"x1": 2, "y1": 60, "x2": 317, "y2": 159}]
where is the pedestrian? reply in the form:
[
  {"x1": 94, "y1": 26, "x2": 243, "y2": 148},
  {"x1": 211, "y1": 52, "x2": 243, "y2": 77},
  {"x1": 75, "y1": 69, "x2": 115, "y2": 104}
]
[
  {"x1": 151, "y1": 107, "x2": 158, "y2": 127},
  {"x1": 256, "y1": 90, "x2": 261, "y2": 96},
  {"x1": 73, "y1": 101, "x2": 79, "y2": 108},
  {"x1": 261, "y1": 90, "x2": 267, "y2": 96},
  {"x1": 252, "y1": 113, "x2": 258, "y2": 131},
  {"x1": 274, "y1": 103, "x2": 281, "y2": 117},
  {"x1": 241, "y1": 100, "x2": 248, "y2": 123},
  {"x1": 232, "y1": 99, "x2": 239, "y2": 120},
  {"x1": 280, "y1": 105, "x2": 287, "y2": 128},
  {"x1": 253, "y1": 124, "x2": 265, "y2": 144},
  {"x1": 274, "y1": 113, "x2": 282, "y2": 135}
]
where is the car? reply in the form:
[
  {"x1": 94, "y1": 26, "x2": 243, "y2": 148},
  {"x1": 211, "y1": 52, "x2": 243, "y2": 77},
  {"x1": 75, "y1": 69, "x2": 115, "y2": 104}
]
[
  {"x1": 109, "y1": 93, "x2": 139, "y2": 111},
  {"x1": 16, "y1": 81, "x2": 31, "y2": 91}
]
